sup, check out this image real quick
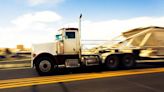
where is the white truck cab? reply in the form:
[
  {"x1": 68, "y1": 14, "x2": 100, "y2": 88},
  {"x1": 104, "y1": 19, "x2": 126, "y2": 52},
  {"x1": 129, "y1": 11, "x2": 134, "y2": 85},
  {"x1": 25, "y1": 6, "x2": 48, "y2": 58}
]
[
  {"x1": 56, "y1": 28, "x2": 80, "y2": 55},
  {"x1": 32, "y1": 27, "x2": 99, "y2": 75}
]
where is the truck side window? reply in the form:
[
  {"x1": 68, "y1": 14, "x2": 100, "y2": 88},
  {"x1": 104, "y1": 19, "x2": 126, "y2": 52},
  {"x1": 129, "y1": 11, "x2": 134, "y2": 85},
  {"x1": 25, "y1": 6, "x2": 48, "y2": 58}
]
[{"x1": 65, "y1": 32, "x2": 75, "y2": 39}]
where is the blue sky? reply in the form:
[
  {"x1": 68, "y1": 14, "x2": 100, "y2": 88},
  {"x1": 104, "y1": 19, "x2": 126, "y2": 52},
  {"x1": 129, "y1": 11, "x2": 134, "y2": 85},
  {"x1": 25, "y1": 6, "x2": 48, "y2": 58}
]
[
  {"x1": 0, "y1": 0, "x2": 164, "y2": 48},
  {"x1": 0, "y1": 0, "x2": 164, "y2": 23},
  {"x1": 0, "y1": 0, "x2": 164, "y2": 21},
  {"x1": 58, "y1": 0, "x2": 164, "y2": 20}
]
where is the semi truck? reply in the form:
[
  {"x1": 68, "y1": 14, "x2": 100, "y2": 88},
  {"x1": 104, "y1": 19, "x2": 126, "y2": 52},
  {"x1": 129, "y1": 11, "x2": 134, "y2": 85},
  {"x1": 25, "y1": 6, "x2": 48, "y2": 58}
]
[{"x1": 31, "y1": 16, "x2": 164, "y2": 75}]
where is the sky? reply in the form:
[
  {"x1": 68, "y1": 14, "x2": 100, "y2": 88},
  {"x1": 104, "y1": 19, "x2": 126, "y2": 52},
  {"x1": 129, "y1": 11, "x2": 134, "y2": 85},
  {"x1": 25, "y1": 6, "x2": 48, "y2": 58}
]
[{"x1": 0, "y1": 0, "x2": 164, "y2": 48}]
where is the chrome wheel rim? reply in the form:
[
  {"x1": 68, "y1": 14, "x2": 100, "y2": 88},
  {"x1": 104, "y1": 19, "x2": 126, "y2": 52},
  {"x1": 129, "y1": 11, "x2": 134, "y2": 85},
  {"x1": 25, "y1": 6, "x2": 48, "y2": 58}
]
[{"x1": 39, "y1": 60, "x2": 51, "y2": 72}]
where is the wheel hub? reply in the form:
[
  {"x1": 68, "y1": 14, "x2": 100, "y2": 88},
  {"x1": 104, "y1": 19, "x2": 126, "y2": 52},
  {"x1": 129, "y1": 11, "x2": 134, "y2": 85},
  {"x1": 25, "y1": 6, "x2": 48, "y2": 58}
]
[
  {"x1": 39, "y1": 60, "x2": 51, "y2": 72},
  {"x1": 110, "y1": 60, "x2": 115, "y2": 64},
  {"x1": 125, "y1": 58, "x2": 132, "y2": 65}
]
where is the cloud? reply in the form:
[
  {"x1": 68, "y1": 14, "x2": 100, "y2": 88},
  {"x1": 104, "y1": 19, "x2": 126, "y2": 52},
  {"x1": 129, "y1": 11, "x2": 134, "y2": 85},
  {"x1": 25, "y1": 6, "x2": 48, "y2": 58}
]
[
  {"x1": 64, "y1": 16, "x2": 164, "y2": 40},
  {"x1": 64, "y1": 17, "x2": 164, "y2": 48},
  {"x1": 27, "y1": 0, "x2": 64, "y2": 6},
  {"x1": 1, "y1": 14, "x2": 164, "y2": 48},
  {"x1": 11, "y1": 11, "x2": 61, "y2": 29},
  {"x1": 0, "y1": 11, "x2": 62, "y2": 48}
]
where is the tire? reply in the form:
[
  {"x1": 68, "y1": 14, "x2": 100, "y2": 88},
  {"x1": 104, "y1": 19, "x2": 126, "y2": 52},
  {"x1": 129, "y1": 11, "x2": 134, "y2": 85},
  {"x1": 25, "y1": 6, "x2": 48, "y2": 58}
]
[
  {"x1": 35, "y1": 57, "x2": 56, "y2": 76},
  {"x1": 105, "y1": 55, "x2": 120, "y2": 70},
  {"x1": 121, "y1": 54, "x2": 136, "y2": 69}
]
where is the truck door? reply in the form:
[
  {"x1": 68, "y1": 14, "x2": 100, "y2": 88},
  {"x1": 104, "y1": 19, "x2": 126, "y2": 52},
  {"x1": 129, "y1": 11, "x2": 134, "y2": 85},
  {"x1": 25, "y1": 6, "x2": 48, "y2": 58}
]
[{"x1": 64, "y1": 31, "x2": 79, "y2": 54}]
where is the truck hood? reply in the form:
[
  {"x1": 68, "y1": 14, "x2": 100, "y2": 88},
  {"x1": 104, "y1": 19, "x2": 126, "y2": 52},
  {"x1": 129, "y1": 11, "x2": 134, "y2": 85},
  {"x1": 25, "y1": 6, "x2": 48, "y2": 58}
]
[{"x1": 32, "y1": 42, "x2": 57, "y2": 56}]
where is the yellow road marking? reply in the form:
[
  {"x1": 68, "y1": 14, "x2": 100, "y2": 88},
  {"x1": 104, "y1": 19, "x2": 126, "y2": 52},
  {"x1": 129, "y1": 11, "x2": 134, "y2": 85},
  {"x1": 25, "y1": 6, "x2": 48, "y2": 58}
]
[{"x1": 0, "y1": 67, "x2": 164, "y2": 89}]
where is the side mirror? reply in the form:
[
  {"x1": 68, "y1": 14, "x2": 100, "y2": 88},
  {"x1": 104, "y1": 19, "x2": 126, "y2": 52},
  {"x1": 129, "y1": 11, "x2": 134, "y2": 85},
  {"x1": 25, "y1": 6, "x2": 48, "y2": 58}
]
[{"x1": 55, "y1": 34, "x2": 62, "y2": 40}]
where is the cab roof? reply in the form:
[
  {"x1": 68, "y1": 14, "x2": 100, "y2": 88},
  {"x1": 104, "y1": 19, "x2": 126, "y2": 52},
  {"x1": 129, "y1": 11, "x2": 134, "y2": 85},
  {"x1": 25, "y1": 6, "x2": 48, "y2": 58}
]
[{"x1": 58, "y1": 28, "x2": 78, "y2": 31}]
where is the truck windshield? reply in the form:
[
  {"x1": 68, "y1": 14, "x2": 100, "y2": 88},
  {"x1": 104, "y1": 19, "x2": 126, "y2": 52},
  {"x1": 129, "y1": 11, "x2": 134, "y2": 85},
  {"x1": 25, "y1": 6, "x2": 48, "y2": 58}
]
[{"x1": 56, "y1": 34, "x2": 62, "y2": 40}]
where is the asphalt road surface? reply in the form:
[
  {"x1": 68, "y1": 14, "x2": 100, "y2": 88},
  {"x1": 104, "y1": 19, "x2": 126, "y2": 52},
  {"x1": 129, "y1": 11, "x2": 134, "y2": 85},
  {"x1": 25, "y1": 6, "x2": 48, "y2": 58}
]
[{"x1": 0, "y1": 61, "x2": 163, "y2": 92}]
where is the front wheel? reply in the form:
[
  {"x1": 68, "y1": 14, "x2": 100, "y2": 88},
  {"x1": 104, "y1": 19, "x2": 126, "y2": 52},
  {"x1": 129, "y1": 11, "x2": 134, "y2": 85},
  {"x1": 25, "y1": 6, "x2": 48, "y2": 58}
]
[{"x1": 35, "y1": 57, "x2": 56, "y2": 75}]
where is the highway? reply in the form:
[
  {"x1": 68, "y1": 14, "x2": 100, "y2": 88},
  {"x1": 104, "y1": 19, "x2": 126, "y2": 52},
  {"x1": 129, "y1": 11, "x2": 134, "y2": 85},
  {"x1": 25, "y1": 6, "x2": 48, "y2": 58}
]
[{"x1": 0, "y1": 60, "x2": 163, "y2": 92}]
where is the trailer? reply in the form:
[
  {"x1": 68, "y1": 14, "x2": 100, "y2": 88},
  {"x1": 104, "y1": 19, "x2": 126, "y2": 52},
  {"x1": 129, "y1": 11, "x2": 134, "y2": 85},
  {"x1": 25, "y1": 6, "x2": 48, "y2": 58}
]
[
  {"x1": 95, "y1": 26, "x2": 164, "y2": 69},
  {"x1": 31, "y1": 16, "x2": 164, "y2": 75}
]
